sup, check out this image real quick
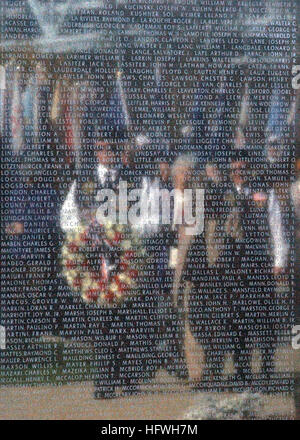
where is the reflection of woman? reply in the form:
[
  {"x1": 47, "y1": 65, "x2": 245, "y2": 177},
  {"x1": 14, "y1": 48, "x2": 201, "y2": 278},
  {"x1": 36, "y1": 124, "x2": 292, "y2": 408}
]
[{"x1": 222, "y1": 153, "x2": 289, "y2": 390}]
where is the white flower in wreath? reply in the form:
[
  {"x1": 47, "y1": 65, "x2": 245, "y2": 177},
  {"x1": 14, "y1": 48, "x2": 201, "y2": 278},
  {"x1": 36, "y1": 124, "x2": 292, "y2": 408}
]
[
  {"x1": 104, "y1": 221, "x2": 114, "y2": 230},
  {"x1": 121, "y1": 240, "x2": 131, "y2": 250},
  {"x1": 110, "y1": 282, "x2": 119, "y2": 293},
  {"x1": 62, "y1": 246, "x2": 71, "y2": 258},
  {"x1": 98, "y1": 292, "x2": 106, "y2": 304},
  {"x1": 82, "y1": 276, "x2": 93, "y2": 292}
]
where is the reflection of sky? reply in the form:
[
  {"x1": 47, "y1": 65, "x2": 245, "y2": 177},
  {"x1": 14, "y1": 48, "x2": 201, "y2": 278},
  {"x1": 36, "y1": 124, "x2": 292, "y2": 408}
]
[{"x1": 1, "y1": 0, "x2": 294, "y2": 53}]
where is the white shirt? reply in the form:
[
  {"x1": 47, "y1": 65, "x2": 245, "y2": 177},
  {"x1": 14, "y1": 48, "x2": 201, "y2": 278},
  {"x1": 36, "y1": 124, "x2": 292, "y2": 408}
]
[
  {"x1": 60, "y1": 164, "x2": 116, "y2": 232},
  {"x1": 268, "y1": 188, "x2": 289, "y2": 269}
]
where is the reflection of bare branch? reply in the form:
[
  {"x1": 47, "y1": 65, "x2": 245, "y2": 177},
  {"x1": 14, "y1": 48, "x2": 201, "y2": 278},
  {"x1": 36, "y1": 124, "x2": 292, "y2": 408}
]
[
  {"x1": 27, "y1": 0, "x2": 53, "y2": 37},
  {"x1": 0, "y1": 0, "x2": 295, "y2": 60}
]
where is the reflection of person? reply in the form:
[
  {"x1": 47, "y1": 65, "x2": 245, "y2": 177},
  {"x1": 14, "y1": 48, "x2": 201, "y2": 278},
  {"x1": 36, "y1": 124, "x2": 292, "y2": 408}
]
[
  {"x1": 120, "y1": 142, "x2": 188, "y2": 383},
  {"x1": 171, "y1": 154, "x2": 196, "y2": 309},
  {"x1": 187, "y1": 162, "x2": 229, "y2": 387},
  {"x1": 223, "y1": 150, "x2": 289, "y2": 390},
  {"x1": 291, "y1": 158, "x2": 300, "y2": 317},
  {"x1": 153, "y1": 153, "x2": 189, "y2": 379},
  {"x1": 291, "y1": 157, "x2": 300, "y2": 421}
]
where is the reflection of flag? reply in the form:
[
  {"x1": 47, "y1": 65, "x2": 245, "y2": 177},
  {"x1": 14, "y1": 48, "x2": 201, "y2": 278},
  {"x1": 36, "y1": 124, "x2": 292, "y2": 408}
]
[
  {"x1": 81, "y1": 83, "x2": 97, "y2": 142},
  {"x1": 115, "y1": 70, "x2": 130, "y2": 128},
  {"x1": 23, "y1": 74, "x2": 35, "y2": 126},
  {"x1": 287, "y1": 92, "x2": 299, "y2": 127},
  {"x1": 64, "y1": 81, "x2": 84, "y2": 167},
  {"x1": 63, "y1": 83, "x2": 83, "y2": 167},
  {"x1": 238, "y1": 83, "x2": 250, "y2": 129},
  {"x1": 5, "y1": 62, "x2": 16, "y2": 136},
  {"x1": 70, "y1": 84, "x2": 81, "y2": 170},
  {"x1": 50, "y1": 79, "x2": 62, "y2": 123},
  {"x1": 65, "y1": 101, "x2": 74, "y2": 165},
  {"x1": 22, "y1": 73, "x2": 39, "y2": 145},
  {"x1": 23, "y1": 64, "x2": 50, "y2": 145},
  {"x1": 11, "y1": 69, "x2": 24, "y2": 155},
  {"x1": 234, "y1": 83, "x2": 250, "y2": 149},
  {"x1": 102, "y1": 71, "x2": 130, "y2": 139},
  {"x1": 51, "y1": 80, "x2": 78, "y2": 166}
]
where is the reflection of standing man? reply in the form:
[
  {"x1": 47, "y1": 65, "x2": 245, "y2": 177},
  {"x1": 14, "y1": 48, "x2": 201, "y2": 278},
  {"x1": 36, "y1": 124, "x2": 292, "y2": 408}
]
[
  {"x1": 224, "y1": 150, "x2": 289, "y2": 390},
  {"x1": 171, "y1": 154, "x2": 197, "y2": 309},
  {"x1": 187, "y1": 162, "x2": 230, "y2": 387},
  {"x1": 122, "y1": 140, "x2": 188, "y2": 381},
  {"x1": 154, "y1": 152, "x2": 189, "y2": 379},
  {"x1": 291, "y1": 157, "x2": 300, "y2": 419},
  {"x1": 169, "y1": 154, "x2": 200, "y2": 381}
]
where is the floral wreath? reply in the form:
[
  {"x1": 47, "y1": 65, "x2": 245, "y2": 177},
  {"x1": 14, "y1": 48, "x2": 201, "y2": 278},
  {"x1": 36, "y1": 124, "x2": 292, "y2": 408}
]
[{"x1": 61, "y1": 220, "x2": 145, "y2": 308}]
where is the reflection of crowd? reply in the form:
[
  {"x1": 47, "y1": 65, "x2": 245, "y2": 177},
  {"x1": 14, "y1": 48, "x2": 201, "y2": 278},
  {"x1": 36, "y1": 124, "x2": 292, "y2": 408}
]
[
  {"x1": 1, "y1": 62, "x2": 297, "y2": 399},
  {"x1": 187, "y1": 152, "x2": 289, "y2": 392},
  {"x1": 2, "y1": 125, "x2": 296, "y2": 397}
]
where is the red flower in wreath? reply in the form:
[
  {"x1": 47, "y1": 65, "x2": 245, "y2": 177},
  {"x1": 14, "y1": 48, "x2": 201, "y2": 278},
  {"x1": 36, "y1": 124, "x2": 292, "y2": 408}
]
[
  {"x1": 120, "y1": 261, "x2": 129, "y2": 271},
  {"x1": 80, "y1": 232, "x2": 89, "y2": 243},
  {"x1": 129, "y1": 269, "x2": 138, "y2": 279},
  {"x1": 68, "y1": 242, "x2": 79, "y2": 254},
  {"x1": 81, "y1": 259, "x2": 89, "y2": 269},
  {"x1": 114, "y1": 276, "x2": 128, "y2": 293},
  {"x1": 97, "y1": 280, "x2": 107, "y2": 291},
  {"x1": 66, "y1": 260, "x2": 77, "y2": 270},
  {"x1": 112, "y1": 231, "x2": 123, "y2": 244},
  {"x1": 62, "y1": 220, "x2": 144, "y2": 308},
  {"x1": 86, "y1": 289, "x2": 99, "y2": 303},
  {"x1": 105, "y1": 291, "x2": 115, "y2": 304},
  {"x1": 91, "y1": 271, "x2": 100, "y2": 281},
  {"x1": 73, "y1": 276, "x2": 82, "y2": 289}
]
